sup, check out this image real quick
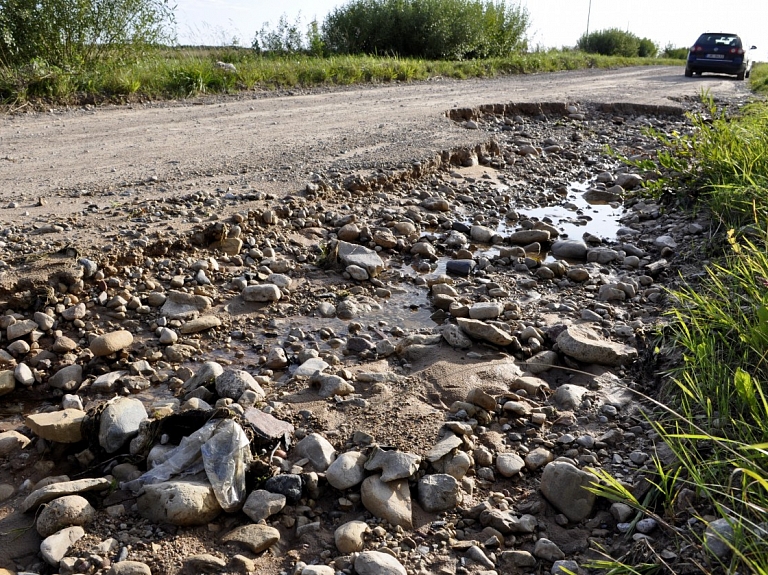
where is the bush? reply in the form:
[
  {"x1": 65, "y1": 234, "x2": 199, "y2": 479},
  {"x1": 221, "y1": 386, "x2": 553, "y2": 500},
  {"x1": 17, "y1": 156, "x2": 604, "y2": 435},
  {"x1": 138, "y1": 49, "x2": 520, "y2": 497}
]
[
  {"x1": 322, "y1": 0, "x2": 530, "y2": 60},
  {"x1": 577, "y1": 28, "x2": 656, "y2": 58},
  {"x1": 0, "y1": 0, "x2": 175, "y2": 69},
  {"x1": 661, "y1": 43, "x2": 689, "y2": 59}
]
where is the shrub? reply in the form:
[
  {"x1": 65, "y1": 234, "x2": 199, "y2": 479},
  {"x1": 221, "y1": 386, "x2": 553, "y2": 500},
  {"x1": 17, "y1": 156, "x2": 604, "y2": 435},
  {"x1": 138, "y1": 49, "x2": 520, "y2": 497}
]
[
  {"x1": 661, "y1": 43, "x2": 689, "y2": 59},
  {"x1": 321, "y1": 0, "x2": 529, "y2": 60},
  {"x1": 577, "y1": 28, "x2": 656, "y2": 58},
  {"x1": 0, "y1": 0, "x2": 175, "y2": 69}
]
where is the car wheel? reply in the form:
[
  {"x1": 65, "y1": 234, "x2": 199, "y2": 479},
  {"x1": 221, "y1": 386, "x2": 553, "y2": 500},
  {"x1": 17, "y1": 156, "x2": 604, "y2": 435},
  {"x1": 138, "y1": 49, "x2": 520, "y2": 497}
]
[
  {"x1": 685, "y1": 67, "x2": 693, "y2": 78},
  {"x1": 737, "y1": 71, "x2": 745, "y2": 81}
]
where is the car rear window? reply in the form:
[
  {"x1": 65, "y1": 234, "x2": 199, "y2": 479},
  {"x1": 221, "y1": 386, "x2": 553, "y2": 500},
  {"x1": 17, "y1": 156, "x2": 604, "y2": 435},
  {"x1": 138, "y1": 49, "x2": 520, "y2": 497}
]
[{"x1": 696, "y1": 34, "x2": 742, "y2": 47}]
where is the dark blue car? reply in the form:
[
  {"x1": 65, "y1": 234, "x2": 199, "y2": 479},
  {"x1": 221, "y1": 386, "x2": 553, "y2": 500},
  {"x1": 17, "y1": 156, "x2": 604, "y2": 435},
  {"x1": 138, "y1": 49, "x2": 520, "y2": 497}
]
[{"x1": 685, "y1": 33, "x2": 756, "y2": 80}]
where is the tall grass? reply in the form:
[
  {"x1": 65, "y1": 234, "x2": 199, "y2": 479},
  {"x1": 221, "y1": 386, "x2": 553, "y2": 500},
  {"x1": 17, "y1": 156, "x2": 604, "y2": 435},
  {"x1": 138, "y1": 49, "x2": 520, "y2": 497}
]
[
  {"x1": 591, "y1": 98, "x2": 768, "y2": 573},
  {"x1": 0, "y1": 48, "x2": 682, "y2": 105},
  {"x1": 750, "y1": 62, "x2": 768, "y2": 94}
]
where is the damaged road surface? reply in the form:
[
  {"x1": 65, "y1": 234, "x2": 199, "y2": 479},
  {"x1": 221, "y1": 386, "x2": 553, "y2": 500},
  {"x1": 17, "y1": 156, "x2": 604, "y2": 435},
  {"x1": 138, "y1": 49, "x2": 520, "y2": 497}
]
[{"x1": 0, "y1": 69, "x2": 752, "y2": 575}]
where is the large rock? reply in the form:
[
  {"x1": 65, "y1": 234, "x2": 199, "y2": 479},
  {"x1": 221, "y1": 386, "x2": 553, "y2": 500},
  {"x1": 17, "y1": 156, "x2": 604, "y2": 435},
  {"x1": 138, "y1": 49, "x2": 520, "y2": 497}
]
[
  {"x1": 137, "y1": 481, "x2": 222, "y2": 526},
  {"x1": 99, "y1": 397, "x2": 147, "y2": 453},
  {"x1": 179, "y1": 316, "x2": 221, "y2": 334},
  {"x1": 496, "y1": 453, "x2": 525, "y2": 477},
  {"x1": 326, "y1": 451, "x2": 367, "y2": 490},
  {"x1": 0, "y1": 430, "x2": 31, "y2": 456},
  {"x1": 22, "y1": 478, "x2": 111, "y2": 513},
  {"x1": 215, "y1": 369, "x2": 265, "y2": 401},
  {"x1": 161, "y1": 291, "x2": 211, "y2": 320},
  {"x1": 25, "y1": 409, "x2": 85, "y2": 443},
  {"x1": 508, "y1": 230, "x2": 550, "y2": 245},
  {"x1": 354, "y1": 551, "x2": 407, "y2": 575},
  {"x1": 221, "y1": 524, "x2": 279, "y2": 554},
  {"x1": 335, "y1": 520, "x2": 369, "y2": 553},
  {"x1": 551, "y1": 239, "x2": 588, "y2": 260},
  {"x1": 48, "y1": 364, "x2": 83, "y2": 391},
  {"x1": 337, "y1": 241, "x2": 384, "y2": 277},
  {"x1": 540, "y1": 461, "x2": 597, "y2": 522},
  {"x1": 90, "y1": 330, "x2": 134, "y2": 357},
  {"x1": 242, "y1": 490, "x2": 286, "y2": 523},
  {"x1": 556, "y1": 324, "x2": 637, "y2": 366},
  {"x1": 36, "y1": 495, "x2": 95, "y2": 537},
  {"x1": 294, "y1": 433, "x2": 336, "y2": 472},
  {"x1": 361, "y1": 475, "x2": 412, "y2": 529},
  {"x1": 468, "y1": 302, "x2": 504, "y2": 320},
  {"x1": 441, "y1": 324, "x2": 472, "y2": 349},
  {"x1": 242, "y1": 284, "x2": 281, "y2": 302},
  {"x1": 417, "y1": 474, "x2": 461, "y2": 512},
  {"x1": 365, "y1": 447, "x2": 420, "y2": 482},
  {"x1": 108, "y1": 562, "x2": 152, "y2": 575},
  {"x1": 40, "y1": 526, "x2": 84, "y2": 565},
  {"x1": 457, "y1": 318, "x2": 516, "y2": 346},
  {"x1": 0, "y1": 369, "x2": 16, "y2": 396},
  {"x1": 182, "y1": 361, "x2": 223, "y2": 393}
]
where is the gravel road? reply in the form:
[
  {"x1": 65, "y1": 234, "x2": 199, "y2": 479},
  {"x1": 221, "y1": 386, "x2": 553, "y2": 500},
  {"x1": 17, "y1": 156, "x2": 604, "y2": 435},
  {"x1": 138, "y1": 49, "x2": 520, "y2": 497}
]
[{"x1": 0, "y1": 65, "x2": 751, "y2": 211}]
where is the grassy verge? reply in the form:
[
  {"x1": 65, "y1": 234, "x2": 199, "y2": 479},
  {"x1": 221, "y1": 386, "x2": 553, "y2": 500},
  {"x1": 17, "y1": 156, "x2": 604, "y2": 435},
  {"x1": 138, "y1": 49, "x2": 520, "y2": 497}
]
[
  {"x1": 0, "y1": 48, "x2": 682, "y2": 106},
  {"x1": 593, "y1": 99, "x2": 768, "y2": 573},
  {"x1": 750, "y1": 62, "x2": 768, "y2": 93}
]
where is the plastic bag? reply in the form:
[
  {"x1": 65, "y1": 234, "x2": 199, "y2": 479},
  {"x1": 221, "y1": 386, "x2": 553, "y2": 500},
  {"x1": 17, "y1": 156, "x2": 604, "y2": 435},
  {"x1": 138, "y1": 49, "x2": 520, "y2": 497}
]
[
  {"x1": 201, "y1": 419, "x2": 251, "y2": 512},
  {"x1": 122, "y1": 418, "x2": 252, "y2": 512}
]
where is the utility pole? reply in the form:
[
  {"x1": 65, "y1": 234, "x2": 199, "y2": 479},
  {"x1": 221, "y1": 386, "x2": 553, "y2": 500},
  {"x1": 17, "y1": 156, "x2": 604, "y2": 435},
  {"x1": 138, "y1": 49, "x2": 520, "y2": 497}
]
[{"x1": 586, "y1": 0, "x2": 592, "y2": 39}]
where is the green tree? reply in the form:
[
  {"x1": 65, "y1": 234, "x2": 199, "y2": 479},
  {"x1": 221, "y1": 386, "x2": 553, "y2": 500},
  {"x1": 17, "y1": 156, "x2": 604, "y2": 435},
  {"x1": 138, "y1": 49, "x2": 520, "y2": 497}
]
[
  {"x1": 577, "y1": 28, "x2": 650, "y2": 57},
  {"x1": 0, "y1": 0, "x2": 175, "y2": 68}
]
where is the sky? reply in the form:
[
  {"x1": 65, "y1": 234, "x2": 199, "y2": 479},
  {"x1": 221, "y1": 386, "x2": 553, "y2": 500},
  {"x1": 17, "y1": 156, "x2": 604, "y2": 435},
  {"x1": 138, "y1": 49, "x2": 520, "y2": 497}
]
[{"x1": 174, "y1": 0, "x2": 768, "y2": 61}]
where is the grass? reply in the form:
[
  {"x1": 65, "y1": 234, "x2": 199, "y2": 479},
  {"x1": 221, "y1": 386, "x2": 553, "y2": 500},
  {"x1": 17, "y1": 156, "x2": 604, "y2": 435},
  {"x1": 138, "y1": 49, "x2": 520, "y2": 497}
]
[
  {"x1": 0, "y1": 47, "x2": 683, "y2": 106},
  {"x1": 750, "y1": 62, "x2": 768, "y2": 94},
  {"x1": 588, "y1": 96, "x2": 768, "y2": 573}
]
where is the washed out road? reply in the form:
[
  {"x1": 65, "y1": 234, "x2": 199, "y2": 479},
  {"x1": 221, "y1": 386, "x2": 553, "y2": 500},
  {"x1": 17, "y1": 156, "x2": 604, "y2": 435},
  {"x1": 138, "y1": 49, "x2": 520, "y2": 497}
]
[{"x1": 0, "y1": 65, "x2": 751, "y2": 223}]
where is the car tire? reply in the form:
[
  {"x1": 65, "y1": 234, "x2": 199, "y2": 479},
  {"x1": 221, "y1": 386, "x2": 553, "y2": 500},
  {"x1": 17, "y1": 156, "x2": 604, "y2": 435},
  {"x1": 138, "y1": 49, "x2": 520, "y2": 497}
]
[
  {"x1": 737, "y1": 71, "x2": 745, "y2": 81},
  {"x1": 685, "y1": 67, "x2": 693, "y2": 78}
]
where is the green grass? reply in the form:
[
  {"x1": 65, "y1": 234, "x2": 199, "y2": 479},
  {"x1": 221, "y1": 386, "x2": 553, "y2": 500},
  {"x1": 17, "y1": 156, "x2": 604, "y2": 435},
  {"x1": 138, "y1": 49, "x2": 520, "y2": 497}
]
[
  {"x1": 750, "y1": 62, "x2": 768, "y2": 94},
  {"x1": 591, "y1": 97, "x2": 768, "y2": 574},
  {"x1": 0, "y1": 48, "x2": 683, "y2": 106}
]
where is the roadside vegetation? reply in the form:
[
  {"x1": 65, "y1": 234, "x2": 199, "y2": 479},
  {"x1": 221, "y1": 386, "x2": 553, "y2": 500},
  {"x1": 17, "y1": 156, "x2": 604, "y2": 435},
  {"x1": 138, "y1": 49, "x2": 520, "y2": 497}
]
[
  {"x1": 577, "y1": 28, "x2": 658, "y2": 58},
  {"x1": 591, "y1": 87, "x2": 768, "y2": 572},
  {"x1": 0, "y1": 0, "x2": 683, "y2": 107}
]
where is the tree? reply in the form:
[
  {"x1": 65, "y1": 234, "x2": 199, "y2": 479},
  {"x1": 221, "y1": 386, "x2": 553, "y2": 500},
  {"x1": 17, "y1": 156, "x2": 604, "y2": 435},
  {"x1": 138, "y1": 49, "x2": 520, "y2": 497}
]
[{"x1": 0, "y1": 0, "x2": 175, "y2": 68}]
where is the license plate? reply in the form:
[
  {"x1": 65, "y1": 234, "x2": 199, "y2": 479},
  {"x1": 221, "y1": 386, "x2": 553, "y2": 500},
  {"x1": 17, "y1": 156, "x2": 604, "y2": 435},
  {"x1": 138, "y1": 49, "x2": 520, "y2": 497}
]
[{"x1": 706, "y1": 54, "x2": 725, "y2": 59}]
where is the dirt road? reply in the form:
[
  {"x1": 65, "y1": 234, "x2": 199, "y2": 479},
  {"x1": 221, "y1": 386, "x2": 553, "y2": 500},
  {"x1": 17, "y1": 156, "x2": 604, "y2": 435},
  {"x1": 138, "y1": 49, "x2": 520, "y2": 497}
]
[{"x1": 0, "y1": 66, "x2": 751, "y2": 210}]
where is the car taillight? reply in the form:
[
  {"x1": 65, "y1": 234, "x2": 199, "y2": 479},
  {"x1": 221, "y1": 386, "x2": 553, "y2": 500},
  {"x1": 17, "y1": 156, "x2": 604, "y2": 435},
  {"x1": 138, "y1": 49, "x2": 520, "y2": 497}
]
[
  {"x1": 693, "y1": 45, "x2": 703, "y2": 52},
  {"x1": 728, "y1": 47, "x2": 745, "y2": 55}
]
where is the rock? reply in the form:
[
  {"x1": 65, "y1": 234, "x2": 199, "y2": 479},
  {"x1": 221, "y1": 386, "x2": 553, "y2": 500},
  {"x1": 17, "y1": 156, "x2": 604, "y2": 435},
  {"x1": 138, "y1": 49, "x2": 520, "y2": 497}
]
[
  {"x1": 242, "y1": 490, "x2": 286, "y2": 522},
  {"x1": 540, "y1": 461, "x2": 597, "y2": 522},
  {"x1": 0, "y1": 369, "x2": 15, "y2": 396},
  {"x1": 422, "y1": 197, "x2": 451, "y2": 211},
  {"x1": 551, "y1": 239, "x2": 588, "y2": 260},
  {"x1": 90, "y1": 330, "x2": 133, "y2": 356},
  {"x1": 48, "y1": 364, "x2": 83, "y2": 391},
  {"x1": 427, "y1": 434, "x2": 463, "y2": 462},
  {"x1": 242, "y1": 284, "x2": 281, "y2": 302},
  {"x1": 25, "y1": 409, "x2": 85, "y2": 443},
  {"x1": 467, "y1": 387, "x2": 497, "y2": 411},
  {"x1": 137, "y1": 481, "x2": 222, "y2": 526},
  {"x1": 446, "y1": 259, "x2": 476, "y2": 276},
  {"x1": 294, "y1": 433, "x2": 336, "y2": 471},
  {"x1": 354, "y1": 550, "x2": 407, "y2": 575},
  {"x1": 346, "y1": 264, "x2": 369, "y2": 281},
  {"x1": 704, "y1": 518, "x2": 735, "y2": 559},
  {"x1": 417, "y1": 473, "x2": 461, "y2": 512},
  {"x1": 361, "y1": 475, "x2": 412, "y2": 529},
  {"x1": 365, "y1": 447, "x2": 421, "y2": 481},
  {"x1": 180, "y1": 315, "x2": 221, "y2": 334},
  {"x1": 294, "y1": 357, "x2": 329, "y2": 377},
  {"x1": 264, "y1": 474, "x2": 302, "y2": 503},
  {"x1": 470, "y1": 225, "x2": 494, "y2": 243},
  {"x1": 0, "y1": 430, "x2": 31, "y2": 456},
  {"x1": 337, "y1": 241, "x2": 384, "y2": 277},
  {"x1": 508, "y1": 230, "x2": 550, "y2": 244},
  {"x1": 498, "y1": 550, "x2": 537, "y2": 569},
  {"x1": 496, "y1": 453, "x2": 525, "y2": 477},
  {"x1": 337, "y1": 223, "x2": 360, "y2": 241},
  {"x1": 40, "y1": 526, "x2": 84, "y2": 565},
  {"x1": 99, "y1": 397, "x2": 147, "y2": 453},
  {"x1": 525, "y1": 350, "x2": 559, "y2": 374},
  {"x1": 14, "y1": 363, "x2": 35, "y2": 386},
  {"x1": 556, "y1": 324, "x2": 637, "y2": 366},
  {"x1": 615, "y1": 173, "x2": 643, "y2": 189},
  {"x1": 221, "y1": 524, "x2": 279, "y2": 553},
  {"x1": 183, "y1": 361, "x2": 223, "y2": 392},
  {"x1": 22, "y1": 478, "x2": 111, "y2": 513},
  {"x1": 161, "y1": 290, "x2": 211, "y2": 319},
  {"x1": 7, "y1": 319, "x2": 38, "y2": 340},
  {"x1": 458, "y1": 318, "x2": 516, "y2": 346},
  {"x1": 301, "y1": 567, "x2": 334, "y2": 575},
  {"x1": 525, "y1": 447, "x2": 554, "y2": 470},
  {"x1": 326, "y1": 451, "x2": 367, "y2": 490},
  {"x1": 584, "y1": 187, "x2": 622, "y2": 203},
  {"x1": 553, "y1": 384, "x2": 588, "y2": 410},
  {"x1": 442, "y1": 324, "x2": 472, "y2": 348},
  {"x1": 468, "y1": 302, "x2": 504, "y2": 320},
  {"x1": 335, "y1": 520, "x2": 369, "y2": 553},
  {"x1": 312, "y1": 373, "x2": 354, "y2": 398},
  {"x1": 534, "y1": 537, "x2": 565, "y2": 561},
  {"x1": 265, "y1": 347, "x2": 289, "y2": 369},
  {"x1": 36, "y1": 495, "x2": 95, "y2": 537},
  {"x1": 108, "y1": 561, "x2": 152, "y2": 575},
  {"x1": 215, "y1": 369, "x2": 264, "y2": 401}
]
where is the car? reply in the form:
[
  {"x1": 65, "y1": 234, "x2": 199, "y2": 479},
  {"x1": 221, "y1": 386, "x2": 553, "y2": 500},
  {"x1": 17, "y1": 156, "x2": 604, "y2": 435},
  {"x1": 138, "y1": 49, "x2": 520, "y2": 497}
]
[{"x1": 685, "y1": 32, "x2": 756, "y2": 80}]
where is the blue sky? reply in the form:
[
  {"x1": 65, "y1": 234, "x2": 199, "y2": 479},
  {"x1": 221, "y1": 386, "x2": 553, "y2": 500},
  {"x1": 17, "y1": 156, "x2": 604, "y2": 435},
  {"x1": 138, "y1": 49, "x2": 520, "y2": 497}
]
[{"x1": 174, "y1": 0, "x2": 768, "y2": 60}]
